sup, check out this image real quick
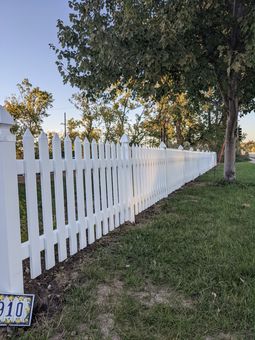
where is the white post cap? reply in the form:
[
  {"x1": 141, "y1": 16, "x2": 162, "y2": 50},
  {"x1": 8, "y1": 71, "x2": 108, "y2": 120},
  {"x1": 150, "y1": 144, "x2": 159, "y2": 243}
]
[
  {"x1": 120, "y1": 134, "x2": 130, "y2": 144},
  {"x1": 159, "y1": 141, "x2": 166, "y2": 149},
  {"x1": 0, "y1": 105, "x2": 15, "y2": 142}
]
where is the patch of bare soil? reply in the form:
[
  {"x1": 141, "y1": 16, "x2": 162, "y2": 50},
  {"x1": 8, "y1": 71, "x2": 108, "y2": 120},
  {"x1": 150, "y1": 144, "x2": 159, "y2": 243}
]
[
  {"x1": 92, "y1": 279, "x2": 195, "y2": 339},
  {"x1": 96, "y1": 279, "x2": 123, "y2": 306},
  {"x1": 94, "y1": 280, "x2": 123, "y2": 339},
  {"x1": 205, "y1": 333, "x2": 238, "y2": 340},
  {"x1": 181, "y1": 194, "x2": 200, "y2": 203},
  {"x1": 129, "y1": 284, "x2": 195, "y2": 309},
  {"x1": 186, "y1": 181, "x2": 210, "y2": 187},
  {"x1": 97, "y1": 313, "x2": 120, "y2": 340},
  {"x1": 132, "y1": 201, "x2": 166, "y2": 225}
]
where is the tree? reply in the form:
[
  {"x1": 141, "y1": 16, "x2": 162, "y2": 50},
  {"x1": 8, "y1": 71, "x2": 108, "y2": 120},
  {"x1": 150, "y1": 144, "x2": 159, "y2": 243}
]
[
  {"x1": 53, "y1": 1, "x2": 255, "y2": 181},
  {"x1": 69, "y1": 93, "x2": 101, "y2": 141},
  {"x1": 193, "y1": 89, "x2": 226, "y2": 153},
  {"x1": 97, "y1": 105, "x2": 124, "y2": 143},
  {"x1": 171, "y1": 1, "x2": 255, "y2": 181},
  {"x1": 140, "y1": 94, "x2": 196, "y2": 147},
  {"x1": 109, "y1": 88, "x2": 137, "y2": 139},
  {"x1": 241, "y1": 140, "x2": 255, "y2": 153},
  {"x1": 69, "y1": 90, "x2": 139, "y2": 143},
  {"x1": 156, "y1": 93, "x2": 199, "y2": 146},
  {"x1": 4, "y1": 79, "x2": 53, "y2": 157},
  {"x1": 128, "y1": 111, "x2": 147, "y2": 145},
  {"x1": 127, "y1": 90, "x2": 224, "y2": 149},
  {"x1": 66, "y1": 117, "x2": 83, "y2": 141}
]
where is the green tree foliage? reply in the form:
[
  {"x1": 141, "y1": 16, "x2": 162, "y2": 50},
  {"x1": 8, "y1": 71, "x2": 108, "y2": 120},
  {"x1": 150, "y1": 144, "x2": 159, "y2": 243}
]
[
  {"x1": 53, "y1": 0, "x2": 255, "y2": 181},
  {"x1": 136, "y1": 91, "x2": 225, "y2": 151},
  {"x1": 241, "y1": 140, "x2": 255, "y2": 153},
  {"x1": 110, "y1": 88, "x2": 137, "y2": 139},
  {"x1": 97, "y1": 105, "x2": 124, "y2": 143},
  {"x1": 128, "y1": 111, "x2": 147, "y2": 145},
  {"x1": 68, "y1": 93, "x2": 101, "y2": 141},
  {"x1": 194, "y1": 89, "x2": 226, "y2": 153},
  {"x1": 68, "y1": 91, "x2": 135, "y2": 143},
  {"x1": 4, "y1": 79, "x2": 53, "y2": 157}
]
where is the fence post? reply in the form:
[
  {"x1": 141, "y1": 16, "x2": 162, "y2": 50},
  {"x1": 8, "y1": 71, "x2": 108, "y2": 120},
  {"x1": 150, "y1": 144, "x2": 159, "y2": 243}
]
[
  {"x1": 120, "y1": 134, "x2": 135, "y2": 223},
  {"x1": 160, "y1": 141, "x2": 168, "y2": 198},
  {"x1": 0, "y1": 106, "x2": 23, "y2": 293}
]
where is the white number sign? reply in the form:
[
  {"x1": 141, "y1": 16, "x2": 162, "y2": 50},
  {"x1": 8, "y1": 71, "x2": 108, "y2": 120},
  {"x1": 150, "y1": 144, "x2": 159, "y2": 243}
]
[{"x1": 0, "y1": 294, "x2": 34, "y2": 327}]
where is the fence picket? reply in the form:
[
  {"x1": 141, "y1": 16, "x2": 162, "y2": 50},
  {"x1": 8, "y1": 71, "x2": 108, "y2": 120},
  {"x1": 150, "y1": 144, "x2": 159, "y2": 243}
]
[
  {"x1": 99, "y1": 141, "x2": 108, "y2": 235},
  {"x1": 106, "y1": 141, "x2": 114, "y2": 231},
  {"x1": 135, "y1": 145, "x2": 142, "y2": 213},
  {"x1": 111, "y1": 142, "x2": 120, "y2": 228},
  {"x1": 116, "y1": 143, "x2": 125, "y2": 224},
  {"x1": 74, "y1": 137, "x2": 87, "y2": 249},
  {"x1": 138, "y1": 146, "x2": 144, "y2": 212},
  {"x1": 131, "y1": 145, "x2": 138, "y2": 215},
  {"x1": 38, "y1": 132, "x2": 55, "y2": 269},
  {"x1": 121, "y1": 139, "x2": 129, "y2": 221},
  {"x1": 84, "y1": 138, "x2": 95, "y2": 244},
  {"x1": 64, "y1": 135, "x2": 78, "y2": 255},
  {"x1": 148, "y1": 148, "x2": 152, "y2": 203},
  {"x1": 23, "y1": 129, "x2": 41, "y2": 278},
  {"x1": 91, "y1": 139, "x2": 102, "y2": 239},
  {"x1": 120, "y1": 135, "x2": 135, "y2": 222},
  {"x1": 52, "y1": 134, "x2": 67, "y2": 262},
  {"x1": 141, "y1": 147, "x2": 147, "y2": 209}
]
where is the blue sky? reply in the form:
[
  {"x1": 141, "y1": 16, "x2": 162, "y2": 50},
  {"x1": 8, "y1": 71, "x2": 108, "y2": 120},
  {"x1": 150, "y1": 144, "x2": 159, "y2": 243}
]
[
  {"x1": 0, "y1": 1, "x2": 254, "y2": 140},
  {"x1": 0, "y1": 0, "x2": 80, "y2": 135}
]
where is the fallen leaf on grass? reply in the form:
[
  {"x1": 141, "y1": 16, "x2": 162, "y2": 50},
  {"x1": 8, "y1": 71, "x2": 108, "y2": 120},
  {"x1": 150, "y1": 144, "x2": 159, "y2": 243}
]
[{"x1": 242, "y1": 203, "x2": 250, "y2": 208}]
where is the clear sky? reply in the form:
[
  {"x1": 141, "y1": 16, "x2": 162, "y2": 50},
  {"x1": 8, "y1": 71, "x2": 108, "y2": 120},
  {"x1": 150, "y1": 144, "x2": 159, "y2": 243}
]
[
  {"x1": 0, "y1": 0, "x2": 80, "y2": 135},
  {"x1": 0, "y1": 1, "x2": 254, "y2": 140}
]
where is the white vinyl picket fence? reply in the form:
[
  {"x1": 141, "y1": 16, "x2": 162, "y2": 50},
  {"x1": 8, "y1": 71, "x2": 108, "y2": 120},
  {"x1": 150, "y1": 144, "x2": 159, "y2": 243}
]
[{"x1": 0, "y1": 106, "x2": 217, "y2": 294}]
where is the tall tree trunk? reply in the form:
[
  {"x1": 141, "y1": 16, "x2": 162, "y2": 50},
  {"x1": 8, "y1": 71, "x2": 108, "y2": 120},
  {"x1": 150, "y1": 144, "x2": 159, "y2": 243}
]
[
  {"x1": 219, "y1": 0, "x2": 242, "y2": 181},
  {"x1": 224, "y1": 79, "x2": 238, "y2": 182}
]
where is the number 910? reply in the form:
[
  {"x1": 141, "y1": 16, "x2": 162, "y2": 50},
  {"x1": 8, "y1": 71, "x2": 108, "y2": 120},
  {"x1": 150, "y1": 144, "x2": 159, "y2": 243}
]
[{"x1": 0, "y1": 301, "x2": 23, "y2": 318}]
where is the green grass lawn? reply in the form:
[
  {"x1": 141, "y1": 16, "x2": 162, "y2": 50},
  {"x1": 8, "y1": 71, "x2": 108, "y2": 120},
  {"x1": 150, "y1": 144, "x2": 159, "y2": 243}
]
[{"x1": 15, "y1": 162, "x2": 255, "y2": 339}]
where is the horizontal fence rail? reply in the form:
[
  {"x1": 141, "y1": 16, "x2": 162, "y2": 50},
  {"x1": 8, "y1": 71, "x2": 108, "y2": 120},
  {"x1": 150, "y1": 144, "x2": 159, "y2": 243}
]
[{"x1": 0, "y1": 106, "x2": 217, "y2": 294}]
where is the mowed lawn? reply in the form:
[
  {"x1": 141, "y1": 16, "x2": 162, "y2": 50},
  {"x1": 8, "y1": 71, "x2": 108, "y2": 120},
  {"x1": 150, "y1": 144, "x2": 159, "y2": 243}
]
[{"x1": 15, "y1": 162, "x2": 255, "y2": 339}]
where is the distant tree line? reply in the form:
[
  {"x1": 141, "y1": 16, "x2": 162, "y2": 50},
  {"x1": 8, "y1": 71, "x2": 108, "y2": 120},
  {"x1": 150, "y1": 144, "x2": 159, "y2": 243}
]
[
  {"x1": 4, "y1": 78, "x2": 228, "y2": 159},
  {"x1": 241, "y1": 140, "x2": 255, "y2": 153}
]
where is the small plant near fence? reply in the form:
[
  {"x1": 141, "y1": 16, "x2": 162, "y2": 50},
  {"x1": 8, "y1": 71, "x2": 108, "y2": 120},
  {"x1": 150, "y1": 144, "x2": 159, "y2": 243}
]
[{"x1": 0, "y1": 106, "x2": 217, "y2": 295}]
